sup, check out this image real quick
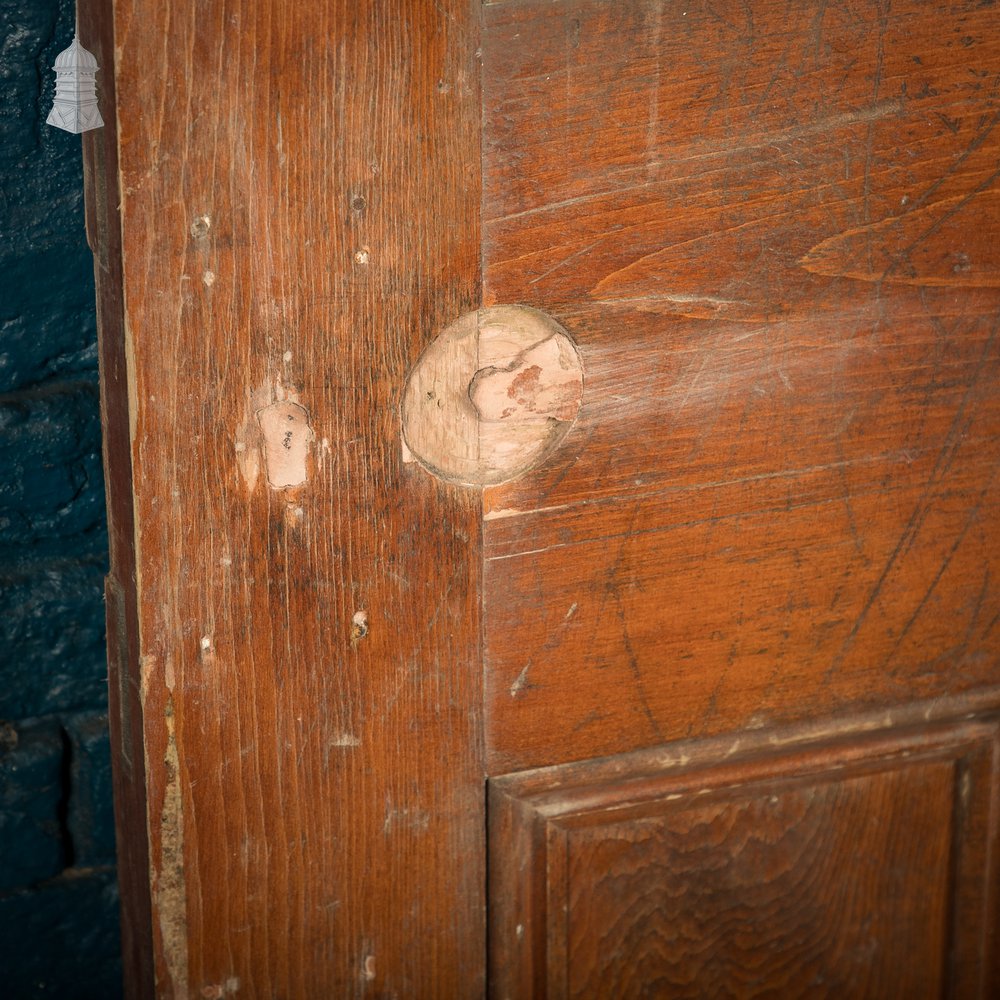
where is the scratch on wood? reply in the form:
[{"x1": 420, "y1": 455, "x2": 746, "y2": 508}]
[
  {"x1": 825, "y1": 316, "x2": 999, "y2": 680},
  {"x1": 383, "y1": 802, "x2": 431, "y2": 834},
  {"x1": 200, "y1": 978, "x2": 239, "y2": 999},
  {"x1": 154, "y1": 693, "x2": 189, "y2": 999},
  {"x1": 879, "y1": 476, "x2": 994, "y2": 669},
  {"x1": 329, "y1": 734, "x2": 361, "y2": 748},
  {"x1": 483, "y1": 502, "x2": 570, "y2": 521},
  {"x1": 801, "y1": 189, "x2": 1000, "y2": 287},
  {"x1": 361, "y1": 954, "x2": 376, "y2": 982},
  {"x1": 510, "y1": 661, "x2": 532, "y2": 697},
  {"x1": 485, "y1": 446, "x2": 950, "y2": 553},
  {"x1": 486, "y1": 100, "x2": 903, "y2": 227}
]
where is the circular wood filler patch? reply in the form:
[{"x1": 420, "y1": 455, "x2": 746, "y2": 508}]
[{"x1": 401, "y1": 305, "x2": 584, "y2": 486}]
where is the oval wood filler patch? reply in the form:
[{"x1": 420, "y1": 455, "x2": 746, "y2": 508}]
[
  {"x1": 256, "y1": 400, "x2": 312, "y2": 489},
  {"x1": 402, "y1": 305, "x2": 584, "y2": 486}
]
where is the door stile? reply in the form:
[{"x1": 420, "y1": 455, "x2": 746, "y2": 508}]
[{"x1": 85, "y1": 0, "x2": 487, "y2": 995}]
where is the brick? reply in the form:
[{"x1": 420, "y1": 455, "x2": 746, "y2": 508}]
[
  {"x1": 0, "y1": 868, "x2": 122, "y2": 999},
  {"x1": 0, "y1": 0, "x2": 119, "y2": 982},
  {"x1": 0, "y1": 246, "x2": 97, "y2": 393},
  {"x1": 0, "y1": 0, "x2": 59, "y2": 162},
  {"x1": 0, "y1": 0, "x2": 88, "y2": 255},
  {"x1": 0, "y1": 559, "x2": 108, "y2": 719},
  {"x1": 64, "y1": 711, "x2": 116, "y2": 867},
  {"x1": 0, "y1": 717, "x2": 66, "y2": 891},
  {"x1": 0, "y1": 380, "x2": 107, "y2": 552}
]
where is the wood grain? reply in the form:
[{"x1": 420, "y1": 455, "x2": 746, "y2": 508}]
[
  {"x1": 489, "y1": 711, "x2": 1000, "y2": 999},
  {"x1": 480, "y1": 0, "x2": 1000, "y2": 771},
  {"x1": 87, "y1": 0, "x2": 484, "y2": 995},
  {"x1": 80, "y1": 0, "x2": 154, "y2": 992},
  {"x1": 90, "y1": 0, "x2": 1000, "y2": 993}
]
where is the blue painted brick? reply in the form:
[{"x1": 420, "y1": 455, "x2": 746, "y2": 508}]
[
  {"x1": 65, "y1": 711, "x2": 116, "y2": 866},
  {"x1": 0, "y1": 0, "x2": 88, "y2": 256},
  {"x1": 0, "y1": 558, "x2": 108, "y2": 719},
  {"x1": 0, "y1": 717, "x2": 66, "y2": 892},
  {"x1": 0, "y1": 868, "x2": 122, "y2": 999},
  {"x1": 0, "y1": 246, "x2": 97, "y2": 393},
  {"x1": 0, "y1": 0, "x2": 120, "y2": 986},
  {"x1": 0, "y1": 380, "x2": 107, "y2": 553}
]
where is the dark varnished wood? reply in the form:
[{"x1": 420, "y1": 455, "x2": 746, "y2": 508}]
[
  {"x1": 481, "y1": 0, "x2": 1000, "y2": 771},
  {"x1": 88, "y1": 0, "x2": 483, "y2": 995},
  {"x1": 91, "y1": 0, "x2": 1000, "y2": 994},
  {"x1": 489, "y1": 705, "x2": 1000, "y2": 998},
  {"x1": 79, "y1": 0, "x2": 154, "y2": 993}
]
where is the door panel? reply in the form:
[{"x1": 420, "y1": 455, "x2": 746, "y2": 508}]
[
  {"x1": 86, "y1": 0, "x2": 1000, "y2": 994},
  {"x1": 481, "y1": 0, "x2": 1000, "y2": 994},
  {"x1": 481, "y1": 0, "x2": 1000, "y2": 770},
  {"x1": 85, "y1": 0, "x2": 485, "y2": 995},
  {"x1": 490, "y1": 713, "x2": 1000, "y2": 998}
]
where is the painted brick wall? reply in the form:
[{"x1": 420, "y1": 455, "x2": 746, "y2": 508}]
[{"x1": 0, "y1": 0, "x2": 122, "y2": 994}]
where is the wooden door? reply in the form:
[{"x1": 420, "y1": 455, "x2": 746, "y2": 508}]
[{"x1": 84, "y1": 0, "x2": 1000, "y2": 996}]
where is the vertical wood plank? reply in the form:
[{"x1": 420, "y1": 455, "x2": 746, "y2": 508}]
[
  {"x1": 80, "y1": 0, "x2": 155, "y2": 993},
  {"x1": 87, "y1": 0, "x2": 484, "y2": 995}
]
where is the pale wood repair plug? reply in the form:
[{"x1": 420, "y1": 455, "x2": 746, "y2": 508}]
[{"x1": 401, "y1": 305, "x2": 584, "y2": 486}]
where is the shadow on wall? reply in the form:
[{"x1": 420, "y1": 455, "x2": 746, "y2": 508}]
[{"x1": 0, "y1": 0, "x2": 122, "y2": 995}]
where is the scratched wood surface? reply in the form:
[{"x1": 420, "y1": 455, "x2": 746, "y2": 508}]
[
  {"x1": 489, "y1": 712, "x2": 1000, "y2": 998},
  {"x1": 87, "y1": 0, "x2": 483, "y2": 996},
  {"x1": 79, "y1": 0, "x2": 154, "y2": 993},
  {"x1": 91, "y1": 0, "x2": 1000, "y2": 993},
  {"x1": 481, "y1": 0, "x2": 1000, "y2": 771}
]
